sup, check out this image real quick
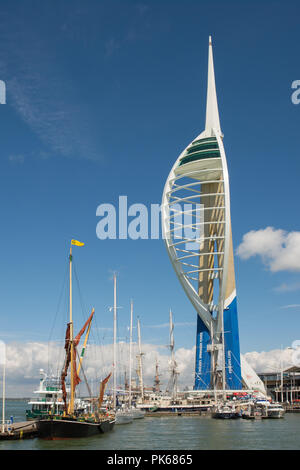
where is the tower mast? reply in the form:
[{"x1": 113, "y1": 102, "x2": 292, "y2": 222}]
[{"x1": 205, "y1": 36, "x2": 222, "y2": 136}]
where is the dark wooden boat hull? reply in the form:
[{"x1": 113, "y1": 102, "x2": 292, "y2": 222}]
[{"x1": 37, "y1": 418, "x2": 115, "y2": 439}]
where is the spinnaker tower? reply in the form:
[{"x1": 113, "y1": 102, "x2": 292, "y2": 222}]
[{"x1": 162, "y1": 36, "x2": 242, "y2": 391}]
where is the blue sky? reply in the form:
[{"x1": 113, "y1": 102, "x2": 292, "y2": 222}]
[{"x1": 0, "y1": 0, "x2": 300, "y2": 362}]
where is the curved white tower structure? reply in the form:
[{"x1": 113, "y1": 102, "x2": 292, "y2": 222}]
[{"x1": 162, "y1": 37, "x2": 242, "y2": 390}]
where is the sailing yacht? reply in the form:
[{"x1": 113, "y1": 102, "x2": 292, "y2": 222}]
[{"x1": 37, "y1": 240, "x2": 115, "y2": 439}]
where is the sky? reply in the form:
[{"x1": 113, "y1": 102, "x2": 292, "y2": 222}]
[{"x1": 0, "y1": 0, "x2": 300, "y2": 395}]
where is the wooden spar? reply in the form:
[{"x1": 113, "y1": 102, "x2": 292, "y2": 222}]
[
  {"x1": 69, "y1": 244, "x2": 75, "y2": 414},
  {"x1": 98, "y1": 372, "x2": 112, "y2": 409},
  {"x1": 76, "y1": 308, "x2": 95, "y2": 377}
]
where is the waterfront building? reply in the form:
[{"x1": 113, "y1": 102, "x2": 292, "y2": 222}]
[{"x1": 259, "y1": 366, "x2": 300, "y2": 406}]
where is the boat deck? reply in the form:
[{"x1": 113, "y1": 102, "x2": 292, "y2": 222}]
[{"x1": 0, "y1": 421, "x2": 38, "y2": 440}]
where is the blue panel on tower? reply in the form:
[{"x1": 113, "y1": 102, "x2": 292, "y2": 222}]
[
  {"x1": 223, "y1": 296, "x2": 242, "y2": 389},
  {"x1": 194, "y1": 314, "x2": 211, "y2": 390}
]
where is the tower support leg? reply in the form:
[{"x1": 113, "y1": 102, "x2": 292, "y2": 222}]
[
  {"x1": 194, "y1": 314, "x2": 211, "y2": 390},
  {"x1": 223, "y1": 297, "x2": 242, "y2": 389}
]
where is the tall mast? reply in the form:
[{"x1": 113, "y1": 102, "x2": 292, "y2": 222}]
[
  {"x1": 169, "y1": 309, "x2": 178, "y2": 400},
  {"x1": 129, "y1": 300, "x2": 133, "y2": 408},
  {"x1": 113, "y1": 273, "x2": 117, "y2": 410},
  {"x1": 153, "y1": 359, "x2": 161, "y2": 393},
  {"x1": 137, "y1": 318, "x2": 144, "y2": 401},
  {"x1": 69, "y1": 244, "x2": 75, "y2": 414}
]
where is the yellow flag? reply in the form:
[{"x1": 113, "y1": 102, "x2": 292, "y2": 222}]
[{"x1": 71, "y1": 239, "x2": 85, "y2": 247}]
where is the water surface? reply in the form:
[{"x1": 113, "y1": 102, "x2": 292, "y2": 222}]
[{"x1": 1, "y1": 400, "x2": 299, "y2": 450}]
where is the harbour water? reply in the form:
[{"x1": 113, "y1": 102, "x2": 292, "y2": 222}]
[{"x1": 0, "y1": 400, "x2": 300, "y2": 450}]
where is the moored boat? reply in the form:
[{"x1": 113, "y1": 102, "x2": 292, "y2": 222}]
[
  {"x1": 261, "y1": 402, "x2": 285, "y2": 419},
  {"x1": 211, "y1": 403, "x2": 240, "y2": 419},
  {"x1": 37, "y1": 414, "x2": 115, "y2": 439},
  {"x1": 115, "y1": 409, "x2": 133, "y2": 425},
  {"x1": 37, "y1": 240, "x2": 115, "y2": 439}
]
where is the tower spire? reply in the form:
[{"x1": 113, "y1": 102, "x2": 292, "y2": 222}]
[{"x1": 205, "y1": 36, "x2": 222, "y2": 136}]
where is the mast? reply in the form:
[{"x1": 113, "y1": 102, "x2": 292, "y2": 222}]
[
  {"x1": 69, "y1": 244, "x2": 75, "y2": 414},
  {"x1": 67, "y1": 239, "x2": 84, "y2": 414},
  {"x1": 129, "y1": 300, "x2": 133, "y2": 408},
  {"x1": 169, "y1": 309, "x2": 178, "y2": 400},
  {"x1": 137, "y1": 318, "x2": 144, "y2": 401},
  {"x1": 153, "y1": 359, "x2": 161, "y2": 393},
  {"x1": 113, "y1": 272, "x2": 117, "y2": 410}
]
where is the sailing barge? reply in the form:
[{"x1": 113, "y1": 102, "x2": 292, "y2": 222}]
[{"x1": 37, "y1": 240, "x2": 115, "y2": 439}]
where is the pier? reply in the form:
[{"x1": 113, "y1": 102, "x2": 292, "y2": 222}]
[{"x1": 0, "y1": 420, "x2": 38, "y2": 440}]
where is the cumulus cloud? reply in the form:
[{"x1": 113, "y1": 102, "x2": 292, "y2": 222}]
[
  {"x1": 4, "y1": 339, "x2": 299, "y2": 397},
  {"x1": 2, "y1": 340, "x2": 196, "y2": 397},
  {"x1": 243, "y1": 348, "x2": 295, "y2": 374},
  {"x1": 236, "y1": 227, "x2": 300, "y2": 272}
]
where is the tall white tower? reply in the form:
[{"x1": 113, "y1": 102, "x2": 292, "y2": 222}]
[{"x1": 161, "y1": 37, "x2": 242, "y2": 390}]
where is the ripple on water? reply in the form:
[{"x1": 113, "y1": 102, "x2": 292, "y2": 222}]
[{"x1": 1, "y1": 402, "x2": 300, "y2": 450}]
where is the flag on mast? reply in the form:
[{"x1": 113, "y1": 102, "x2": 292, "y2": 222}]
[{"x1": 71, "y1": 239, "x2": 84, "y2": 247}]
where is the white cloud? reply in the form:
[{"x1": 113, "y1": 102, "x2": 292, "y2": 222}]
[
  {"x1": 236, "y1": 227, "x2": 300, "y2": 272},
  {"x1": 2, "y1": 340, "x2": 196, "y2": 397},
  {"x1": 3, "y1": 340, "x2": 299, "y2": 397},
  {"x1": 243, "y1": 348, "x2": 295, "y2": 374}
]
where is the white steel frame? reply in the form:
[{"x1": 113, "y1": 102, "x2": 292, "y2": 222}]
[{"x1": 161, "y1": 129, "x2": 232, "y2": 353}]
